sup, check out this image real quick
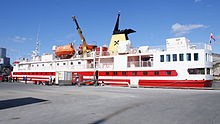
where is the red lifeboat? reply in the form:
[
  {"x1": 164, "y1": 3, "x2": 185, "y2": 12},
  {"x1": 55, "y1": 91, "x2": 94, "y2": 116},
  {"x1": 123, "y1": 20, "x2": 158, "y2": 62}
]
[{"x1": 55, "y1": 43, "x2": 75, "y2": 58}]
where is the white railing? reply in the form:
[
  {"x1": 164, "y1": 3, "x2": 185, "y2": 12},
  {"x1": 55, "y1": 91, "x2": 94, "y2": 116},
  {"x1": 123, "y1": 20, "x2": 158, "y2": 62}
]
[
  {"x1": 97, "y1": 63, "x2": 114, "y2": 69},
  {"x1": 190, "y1": 43, "x2": 212, "y2": 50}
]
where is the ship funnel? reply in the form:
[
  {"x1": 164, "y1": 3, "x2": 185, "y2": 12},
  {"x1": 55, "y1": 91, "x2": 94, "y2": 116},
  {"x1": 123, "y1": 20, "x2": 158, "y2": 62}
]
[{"x1": 108, "y1": 13, "x2": 136, "y2": 55}]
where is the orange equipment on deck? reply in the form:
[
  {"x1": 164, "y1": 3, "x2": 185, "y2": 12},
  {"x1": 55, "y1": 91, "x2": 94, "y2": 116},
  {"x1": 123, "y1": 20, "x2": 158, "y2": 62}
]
[{"x1": 55, "y1": 43, "x2": 75, "y2": 57}]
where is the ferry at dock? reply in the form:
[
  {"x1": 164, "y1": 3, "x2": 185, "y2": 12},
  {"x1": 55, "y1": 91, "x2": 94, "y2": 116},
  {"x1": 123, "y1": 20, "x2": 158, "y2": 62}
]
[{"x1": 11, "y1": 13, "x2": 213, "y2": 87}]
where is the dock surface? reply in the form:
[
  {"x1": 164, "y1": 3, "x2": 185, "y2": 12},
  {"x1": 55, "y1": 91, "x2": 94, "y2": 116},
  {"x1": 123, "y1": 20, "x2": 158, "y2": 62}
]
[{"x1": 0, "y1": 82, "x2": 220, "y2": 124}]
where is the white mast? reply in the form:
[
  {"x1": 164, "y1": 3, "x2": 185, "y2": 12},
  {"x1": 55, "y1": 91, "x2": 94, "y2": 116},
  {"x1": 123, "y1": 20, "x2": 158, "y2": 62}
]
[{"x1": 33, "y1": 26, "x2": 40, "y2": 55}]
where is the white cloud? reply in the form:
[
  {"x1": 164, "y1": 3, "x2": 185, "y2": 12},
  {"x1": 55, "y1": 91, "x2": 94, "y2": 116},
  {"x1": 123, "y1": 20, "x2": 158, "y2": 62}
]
[
  {"x1": 10, "y1": 36, "x2": 32, "y2": 43},
  {"x1": 65, "y1": 33, "x2": 74, "y2": 40},
  {"x1": 171, "y1": 23, "x2": 207, "y2": 36},
  {"x1": 195, "y1": 0, "x2": 203, "y2": 2}
]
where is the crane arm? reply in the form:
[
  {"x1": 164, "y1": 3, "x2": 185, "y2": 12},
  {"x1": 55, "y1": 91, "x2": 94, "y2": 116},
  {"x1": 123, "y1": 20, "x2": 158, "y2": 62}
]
[{"x1": 72, "y1": 16, "x2": 88, "y2": 47}]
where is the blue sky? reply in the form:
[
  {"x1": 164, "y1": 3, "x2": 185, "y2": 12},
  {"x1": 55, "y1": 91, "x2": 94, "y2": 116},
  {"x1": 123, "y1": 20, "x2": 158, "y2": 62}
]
[{"x1": 0, "y1": 0, "x2": 220, "y2": 62}]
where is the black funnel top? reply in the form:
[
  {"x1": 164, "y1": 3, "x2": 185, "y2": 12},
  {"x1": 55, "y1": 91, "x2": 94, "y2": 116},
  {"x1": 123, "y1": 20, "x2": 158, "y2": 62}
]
[{"x1": 112, "y1": 12, "x2": 136, "y2": 36}]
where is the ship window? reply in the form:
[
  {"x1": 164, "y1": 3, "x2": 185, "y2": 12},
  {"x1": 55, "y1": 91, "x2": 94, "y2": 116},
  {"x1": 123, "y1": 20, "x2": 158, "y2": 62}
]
[
  {"x1": 186, "y1": 53, "x2": 191, "y2": 61},
  {"x1": 50, "y1": 64, "x2": 52, "y2": 66},
  {"x1": 173, "y1": 54, "x2": 177, "y2": 61},
  {"x1": 57, "y1": 63, "x2": 59, "y2": 66},
  {"x1": 143, "y1": 71, "x2": 148, "y2": 75},
  {"x1": 78, "y1": 62, "x2": 81, "y2": 64},
  {"x1": 154, "y1": 71, "x2": 159, "y2": 75},
  {"x1": 106, "y1": 72, "x2": 109, "y2": 75},
  {"x1": 207, "y1": 68, "x2": 211, "y2": 75},
  {"x1": 70, "y1": 62, "x2": 73, "y2": 65},
  {"x1": 42, "y1": 64, "x2": 44, "y2": 66},
  {"x1": 32, "y1": 65, "x2": 34, "y2": 67},
  {"x1": 122, "y1": 72, "x2": 127, "y2": 75},
  {"x1": 63, "y1": 63, "x2": 66, "y2": 65},
  {"x1": 205, "y1": 53, "x2": 208, "y2": 61},
  {"x1": 166, "y1": 54, "x2": 171, "y2": 62},
  {"x1": 166, "y1": 71, "x2": 172, "y2": 75},
  {"x1": 160, "y1": 55, "x2": 164, "y2": 62},
  {"x1": 113, "y1": 72, "x2": 118, "y2": 75},
  {"x1": 179, "y1": 54, "x2": 184, "y2": 61},
  {"x1": 188, "y1": 68, "x2": 205, "y2": 75},
  {"x1": 194, "y1": 53, "x2": 199, "y2": 61},
  {"x1": 37, "y1": 64, "x2": 39, "y2": 67},
  {"x1": 132, "y1": 72, "x2": 137, "y2": 75}
]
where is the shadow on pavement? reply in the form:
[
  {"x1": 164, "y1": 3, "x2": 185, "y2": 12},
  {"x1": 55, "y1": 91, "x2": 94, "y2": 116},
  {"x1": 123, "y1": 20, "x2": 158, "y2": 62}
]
[
  {"x1": 90, "y1": 103, "x2": 141, "y2": 124},
  {"x1": 0, "y1": 97, "x2": 48, "y2": 110}
]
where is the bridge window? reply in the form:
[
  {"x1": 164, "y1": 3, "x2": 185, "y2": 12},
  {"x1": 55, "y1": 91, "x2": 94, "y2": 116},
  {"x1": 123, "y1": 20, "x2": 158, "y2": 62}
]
[
  {"x1": 160, "y1": 55, "x2": 164, "y2": 62},
  {"x1": 186, "y1": 53, "x2": 191, "y2": 61},
  {"x1": 194, "y1": 53, "x2": 199, "y2": 61},
  {"x1": 188, "y1": 68, "x2": 205, "y2": 75},
  {"x1": 173, "y1": 54, "x2": 177, "y2": 61},
  {"x1": 179, "y1": 54, "x2": 184, "y2": 61},
  {"x1": 166, "y1": 54, "x2": 171, "y2": 62},
  {"x1": 205, "y1": 53, "x2": 208, "y2": 61}
]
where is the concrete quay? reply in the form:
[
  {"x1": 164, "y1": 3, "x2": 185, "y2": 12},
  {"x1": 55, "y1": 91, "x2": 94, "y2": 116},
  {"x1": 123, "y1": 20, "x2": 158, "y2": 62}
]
[{"x1": 1, "y1": 82, "x2": 220, "y2": 124}]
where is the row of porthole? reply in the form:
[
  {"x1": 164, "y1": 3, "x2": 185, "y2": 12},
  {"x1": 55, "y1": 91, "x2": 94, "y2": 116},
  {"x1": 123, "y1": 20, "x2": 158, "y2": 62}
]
[
  {"x1": 105, "y1": 71, "x2": 173, "y2": 76},
  {"x1": 31, "y1": 62, "x2": 82, "y2": 67},
  {"x1": 13, "y1": 72, "x2": 55, "y2": 75}
]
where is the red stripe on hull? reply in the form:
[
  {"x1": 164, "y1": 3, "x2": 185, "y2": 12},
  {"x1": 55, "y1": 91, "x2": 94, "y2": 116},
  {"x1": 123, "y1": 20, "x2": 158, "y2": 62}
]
[
  {"x1": 139, "y1": 80, "x2": 212, "y2": 87},
  {"x1": 73, "y1": 70, "x2": 178, "y2": 77},
  {"x1": 104, "y1": 83, "x2": 128, "y2": 86},
  {"x1": 99, "y1": 79, "x2": 130, "y2": 83},
  {"x1": 84, "y1": 78, "x2": 130, "y2": 86}
]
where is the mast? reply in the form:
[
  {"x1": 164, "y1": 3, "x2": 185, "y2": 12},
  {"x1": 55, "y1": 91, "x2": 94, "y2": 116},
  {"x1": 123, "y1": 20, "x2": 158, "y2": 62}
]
[{"x1": 33, "y1": 26, "x2": 40, "y2": 55}]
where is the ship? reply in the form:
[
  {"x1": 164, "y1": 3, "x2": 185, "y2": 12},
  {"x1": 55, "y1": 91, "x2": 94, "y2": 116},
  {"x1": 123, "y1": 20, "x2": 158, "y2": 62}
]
[{"x1": 11, "y1": 13, "x2": 213, "y2": 87}]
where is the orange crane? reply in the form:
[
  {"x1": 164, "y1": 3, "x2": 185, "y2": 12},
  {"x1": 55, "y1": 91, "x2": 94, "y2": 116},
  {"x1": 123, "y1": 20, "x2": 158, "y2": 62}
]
[{"x1": 72, "y1": 16, "x2": 96, "y2": 57}]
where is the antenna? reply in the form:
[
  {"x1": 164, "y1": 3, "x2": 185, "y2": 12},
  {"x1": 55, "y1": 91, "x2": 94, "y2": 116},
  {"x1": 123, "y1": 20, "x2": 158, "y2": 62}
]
[{"x1": 33, "y1": 25, "x2": 40, "y2": 55}]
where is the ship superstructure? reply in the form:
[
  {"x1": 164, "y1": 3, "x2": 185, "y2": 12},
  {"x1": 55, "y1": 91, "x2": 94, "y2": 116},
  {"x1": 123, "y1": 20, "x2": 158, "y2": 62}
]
[{"x1": 11, "y1": 13, "x2": 213, "y2": 87}]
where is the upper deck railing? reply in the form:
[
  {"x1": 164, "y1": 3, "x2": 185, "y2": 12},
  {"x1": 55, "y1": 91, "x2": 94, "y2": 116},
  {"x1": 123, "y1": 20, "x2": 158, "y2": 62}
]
[{"x1": 190, "y1": 43, "x2": 212, "y2": 51}]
